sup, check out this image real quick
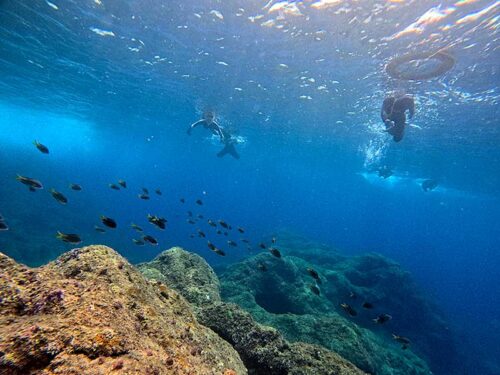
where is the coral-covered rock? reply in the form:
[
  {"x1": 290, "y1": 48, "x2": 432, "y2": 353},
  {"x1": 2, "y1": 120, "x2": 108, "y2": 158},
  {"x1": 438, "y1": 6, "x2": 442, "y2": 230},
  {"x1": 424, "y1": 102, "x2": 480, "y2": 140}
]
[
  {"x1": 219, "y1": 248, "x2": 444, "y2": 375},
  {"x1": 139, "y1": 247, "x2": 366, "y2": 375},
  {"x1": 137, "y1": 247, "x2": 221, "y2": 308},
  {"x1": 0, "y1": 245, "x2": 246, "y2": 375},
  {"x1": 198, "y1": 302, "x2": 367, "y2": 375}
]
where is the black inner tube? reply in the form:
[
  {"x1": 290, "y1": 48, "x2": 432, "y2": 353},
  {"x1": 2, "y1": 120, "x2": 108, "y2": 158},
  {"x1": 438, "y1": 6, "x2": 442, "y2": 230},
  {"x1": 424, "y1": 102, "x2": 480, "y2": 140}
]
[{"x1": 386, "y1": 51, "x2": 455, "y2": 80}]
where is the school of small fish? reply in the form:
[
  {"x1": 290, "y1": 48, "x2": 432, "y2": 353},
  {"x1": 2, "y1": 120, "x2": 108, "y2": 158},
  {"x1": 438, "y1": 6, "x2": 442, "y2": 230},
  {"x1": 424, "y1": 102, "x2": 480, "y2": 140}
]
[
  {"x1": 5, "y1": 141, "x2": 280, "y2": 256},
  {"x1": 2, "y1": 139, "x2": 410, "y2": 349}
]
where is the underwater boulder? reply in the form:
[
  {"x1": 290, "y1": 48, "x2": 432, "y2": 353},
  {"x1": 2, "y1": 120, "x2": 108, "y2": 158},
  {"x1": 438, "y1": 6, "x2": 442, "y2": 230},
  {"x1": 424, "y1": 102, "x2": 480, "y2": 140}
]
[
  {"x1": 198, "y1": 302, "x2": 367, "y2": 375},
  {"x1": 137, "y1": 246, "x2": 221, "y2": 308},
  {"x1": 218, "y1": 248, "x2": 444, "y2": 375},
  {"x1": 221, "y1": 253, "x2": 332, "y2": 316},
  {"x1": 138, "y1": 246, "x2": 367, "y2": 375},
  {"x1": 0, "y1": 245, "x2": 246, "y2": 375},
  {"x1": 254, "y1": 312, "x2": 430, "y2": 375}
]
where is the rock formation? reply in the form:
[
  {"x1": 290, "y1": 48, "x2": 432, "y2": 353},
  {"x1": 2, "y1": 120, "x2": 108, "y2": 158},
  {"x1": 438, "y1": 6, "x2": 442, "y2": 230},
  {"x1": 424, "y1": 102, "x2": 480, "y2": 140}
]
[
  {"x1": 137, "y1": 247, "x2": 221, "y2": 308},
  {"x1": 199, "y1": 302, "x2": 367, "y2": 375},
  {"x1": 140, "y1": 247, "x2": 366, "y2": 375},
  {"x1": 218, "y1": 238, "x2": 457, "y2": 375},
  {"x1": 0, "y1": 245, "x2": 245, "y2": 375},
  {"x1": 0, "y1": 241, "x2": 451, "y2": 375}
]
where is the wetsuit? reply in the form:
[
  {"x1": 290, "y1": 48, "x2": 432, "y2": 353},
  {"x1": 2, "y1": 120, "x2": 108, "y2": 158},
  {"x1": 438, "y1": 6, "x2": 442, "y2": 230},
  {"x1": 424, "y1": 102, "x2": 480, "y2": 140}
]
[
  {"x1": 187, "y1": 119, "x2": 224, "y2": 139},
  {"x1": 381, "y1": 96, "x2": 415, "y2": 142},
  {"x1": 187, "y1": 119, "x2": 240, "y2": 159}
]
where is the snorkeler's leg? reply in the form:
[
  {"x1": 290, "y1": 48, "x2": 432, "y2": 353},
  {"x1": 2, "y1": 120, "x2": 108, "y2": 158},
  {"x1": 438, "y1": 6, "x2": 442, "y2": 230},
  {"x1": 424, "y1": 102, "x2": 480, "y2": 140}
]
[
  {"x1": 217, "y1": 143, "x2": 240, "y2": 159},
  {"x1": 216, "y1": 147, "x2": 228, "y2": 158},
  {"x1": 392, "y1": 121, "x2": 405, "y2": 142},
  {"x1": 226, "y1": 143, "x2": 240, "y2": 159}
]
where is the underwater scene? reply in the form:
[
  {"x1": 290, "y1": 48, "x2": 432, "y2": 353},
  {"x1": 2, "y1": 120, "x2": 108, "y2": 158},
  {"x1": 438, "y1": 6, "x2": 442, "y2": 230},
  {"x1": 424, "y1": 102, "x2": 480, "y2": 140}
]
[{"x1": 0, "y1": 0, "x2": 499, "y2": 374}]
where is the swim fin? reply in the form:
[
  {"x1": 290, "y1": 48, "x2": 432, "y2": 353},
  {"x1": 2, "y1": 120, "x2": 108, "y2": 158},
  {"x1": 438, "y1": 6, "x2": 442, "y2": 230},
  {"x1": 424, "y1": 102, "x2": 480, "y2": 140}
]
[{"x1": 217, "y1": 143, "x2": 240, "y2": 160}]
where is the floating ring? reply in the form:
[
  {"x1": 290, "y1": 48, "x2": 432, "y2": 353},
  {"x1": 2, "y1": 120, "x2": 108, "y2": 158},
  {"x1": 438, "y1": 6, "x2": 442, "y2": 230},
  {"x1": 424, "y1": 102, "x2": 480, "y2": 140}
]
[{"x1": 386, "y1": 51, "x2": 455, "y2": 80}]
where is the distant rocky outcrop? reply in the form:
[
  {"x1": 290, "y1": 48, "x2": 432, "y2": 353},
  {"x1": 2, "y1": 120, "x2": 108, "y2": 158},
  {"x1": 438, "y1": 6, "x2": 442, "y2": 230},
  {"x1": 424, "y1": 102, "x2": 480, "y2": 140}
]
[
  {"x1": 140, "y1": 247, "x2": 366, "y2": 375},
  {"x1": 218, "y1": 237, "x2": 457, "y2": 375},
  {"x1": 0, "y1": 245, "x2": 245, "y2": 375}
]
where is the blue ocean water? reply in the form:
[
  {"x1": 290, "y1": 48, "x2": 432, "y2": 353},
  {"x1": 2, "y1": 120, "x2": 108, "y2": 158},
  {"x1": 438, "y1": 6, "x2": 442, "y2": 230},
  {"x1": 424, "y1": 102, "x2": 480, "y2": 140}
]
[{"x1": 0, "y1": 0, "x2": 499, "y2": 374}]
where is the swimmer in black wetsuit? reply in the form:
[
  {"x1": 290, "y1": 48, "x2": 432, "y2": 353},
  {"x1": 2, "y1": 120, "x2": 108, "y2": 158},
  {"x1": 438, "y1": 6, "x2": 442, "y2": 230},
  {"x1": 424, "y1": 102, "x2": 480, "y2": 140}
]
[
  {"x1": 187, "y1": 111, "x2": 224, "y2": 138},
  {"x1": 187, "y1": 111, "x2": 240, "y2": 159},
  {"x1": 381, "y1": 94, "x2": 415, "y2": 142}
]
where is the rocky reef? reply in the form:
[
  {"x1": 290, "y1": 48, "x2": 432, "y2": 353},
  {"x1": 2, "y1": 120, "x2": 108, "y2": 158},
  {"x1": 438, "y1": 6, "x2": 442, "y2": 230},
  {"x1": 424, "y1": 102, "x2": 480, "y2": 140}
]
[
  {"x1": 136, "y1": 241, "x2": 454, "y2": 374},
  {"x1": 139, "y1": 247, "x2": 366, "y2": 375},
  {"x1": 0, "y1": 245, "x2": 245, "y2": 375},
  {"x1": 0, "y1": 241, "x2": 455, "y2": 375},
  {"x1": 218, "y1": 235, "x2": 457, "y2": 375},
  {"x1": 198, "y1": 302, "x2": 366, "y2": 375}
]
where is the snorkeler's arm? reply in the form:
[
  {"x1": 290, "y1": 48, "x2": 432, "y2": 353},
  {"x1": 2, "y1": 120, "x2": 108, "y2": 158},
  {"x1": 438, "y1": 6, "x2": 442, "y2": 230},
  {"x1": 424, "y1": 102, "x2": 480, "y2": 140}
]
[
  {"x1": 187, "y1": 119, "x2": 204, "y2": 135},
  {"x1": 212, "y1": 121, "x2": 225, "y2": 140},
  {"x1": 381, "y1": 110, "x2": 390, "y2": 123}
]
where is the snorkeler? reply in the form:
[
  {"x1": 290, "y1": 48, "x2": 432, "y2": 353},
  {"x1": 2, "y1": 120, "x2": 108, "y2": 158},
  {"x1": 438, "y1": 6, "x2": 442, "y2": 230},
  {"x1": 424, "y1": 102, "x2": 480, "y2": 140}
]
[
  {"x1": 187, "y1": 110, "x2": 224, "y2": 139},
  {"x1": 187, "y1": 111, "x2": 240, "y2": 159},
  {"x1": 381, "y1": 94, "x2": 415, "y2": 142}
]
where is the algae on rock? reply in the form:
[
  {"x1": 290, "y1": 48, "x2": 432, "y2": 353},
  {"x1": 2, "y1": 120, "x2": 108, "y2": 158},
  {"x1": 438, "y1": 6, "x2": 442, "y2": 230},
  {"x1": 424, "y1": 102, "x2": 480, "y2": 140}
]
[
  {"x1": 199, "y1": 302, "x2": 367, "y2": 375},
  {"x1": 140, "y1": 247, "x2": 367, "y2": 375},
  {"x1": 137, "y1": 246, "x2": 221, "y2": 308},
  {"x1": 218, "y1": 243, "x2": 456, "y2": 375},
  {"x1": 0, "y1": 245, "x2": 245, "y2": 375},
  {"x1": 137, "y1": 244, "x2": 453, "y2": 375}
]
